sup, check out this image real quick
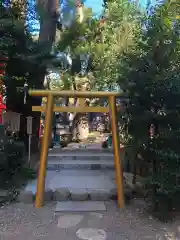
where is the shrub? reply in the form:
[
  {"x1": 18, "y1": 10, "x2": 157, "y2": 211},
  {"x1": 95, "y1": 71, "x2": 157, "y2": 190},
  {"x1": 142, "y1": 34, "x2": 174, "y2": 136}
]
[{"x1": 0, "y1": 138, "x2": 36, "y2": 190}]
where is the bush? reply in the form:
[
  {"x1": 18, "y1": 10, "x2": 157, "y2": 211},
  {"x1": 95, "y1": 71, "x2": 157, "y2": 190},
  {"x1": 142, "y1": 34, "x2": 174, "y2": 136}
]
[
  {"x1": 141, "y1": 131, "x2": 180, "y2": 221},
  {"x1": 0, "y1": 138, "x2": 36, "y2": 190}
]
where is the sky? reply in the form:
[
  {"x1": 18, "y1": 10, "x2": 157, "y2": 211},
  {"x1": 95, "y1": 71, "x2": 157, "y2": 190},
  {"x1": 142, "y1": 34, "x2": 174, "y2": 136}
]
[
  {"x1": 30, "y1": 0, "x2": 158, "y2": 34},
  {"x1": 85, "y1": 0, "x2": 157, "y2": 15},
  {"x1": 85, "y1": 0, "x2": 103, "y2": 16}
]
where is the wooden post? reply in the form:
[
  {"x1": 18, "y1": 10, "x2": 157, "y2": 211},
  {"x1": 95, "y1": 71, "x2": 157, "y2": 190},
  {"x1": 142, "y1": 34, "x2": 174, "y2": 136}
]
[
  {"x1": 109, "y1": 95, "x2": 125, "y2": 208},
  {"x1": 35, "y1": 94, "x2": 54, "y2": 208}
]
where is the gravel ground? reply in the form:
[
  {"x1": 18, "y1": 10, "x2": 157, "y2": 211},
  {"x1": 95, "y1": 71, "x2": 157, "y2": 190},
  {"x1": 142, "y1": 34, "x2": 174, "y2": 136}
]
[
  {"x1": 0, "y1": 200, "x2": 180, "y2": 240},
  {"x1": 8, "y1": 137, "x2": 179, "y2": 240}
]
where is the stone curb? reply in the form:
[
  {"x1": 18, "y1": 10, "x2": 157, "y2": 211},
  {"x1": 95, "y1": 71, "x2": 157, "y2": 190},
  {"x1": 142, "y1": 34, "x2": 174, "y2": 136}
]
[{"x1": 17, "y1": 186, "x2": 134, "y2": 203}]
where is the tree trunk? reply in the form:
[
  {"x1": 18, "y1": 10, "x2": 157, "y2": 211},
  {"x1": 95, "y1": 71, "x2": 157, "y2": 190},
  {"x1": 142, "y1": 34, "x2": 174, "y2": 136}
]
[
  {"x1": 37, "y1": 0, "x2": 59, "y2": 57},
  {"x1": 30, "y1": 0, "x2": 59, "y2": 147}
]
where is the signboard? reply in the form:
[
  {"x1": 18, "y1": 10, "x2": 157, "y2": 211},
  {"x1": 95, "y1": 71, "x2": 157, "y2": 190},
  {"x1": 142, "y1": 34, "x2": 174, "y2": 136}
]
[
  {"x1": 27, "y1": 116, "x2": 33, "y2": 135},
  {"x1": 27, "y1": 116, "x2": 33, "y2": 164},
  {"x1": 2, "y1": 111, "x2": 20, "y2": 132}
]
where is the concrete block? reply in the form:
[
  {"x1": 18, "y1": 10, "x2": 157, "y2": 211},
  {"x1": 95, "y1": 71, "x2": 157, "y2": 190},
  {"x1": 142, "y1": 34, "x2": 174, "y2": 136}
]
[
  {"x1": 89, "y1": 189, "x2": 110, "y2": 201},
  {"x1": 53, "y1": 188, "x2": 70, "y2": 201},
  {"x1": 70, "y1": 189, "x2": 89, "y2": 201},
  {"x1": 0, "y1": 190, "x2": 9, "y2": 203},
  {"x1": 18, "y1": 190, "x2": 34, "y2": 203},
  {"x1": 109, "y1": 188, "x2": 117, "y2": 199},
  {"x1": 0, "y1": 190, "x2": 9, "y2": 197},
  {"x1": 109, "y1": 186, "x2": 133, "y2": 201},
  {"x1": 44, "y1": 188, "x2": 53, "y2": 201}
]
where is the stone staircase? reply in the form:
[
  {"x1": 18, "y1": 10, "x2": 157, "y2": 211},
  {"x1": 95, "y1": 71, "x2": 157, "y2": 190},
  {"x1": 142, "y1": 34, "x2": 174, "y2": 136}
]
[
  {"x1": 19, "y1": 143, "x2": 134, "y2": 210},
  {"x1": 47, "y1": 146, "x2": 114, "y2": 171}
]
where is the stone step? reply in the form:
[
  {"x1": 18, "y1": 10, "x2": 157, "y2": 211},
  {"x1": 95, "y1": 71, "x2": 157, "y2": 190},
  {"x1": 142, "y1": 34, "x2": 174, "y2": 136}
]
[
  {"x1": 48, "y1": 152, "x2": 115, "y2": 164},
  {"x1": 54, "y1": 201, "x2": 106, "y2": 212},
  {"x1": 47, "y1": 159, "x2": 115, "y2": 170},
  {"x1": 19, "y1": 169, "x2": 133, "y2": 203},
  {"x1": 48, "y1": 154, "x2": 114, "y2": 161},
  {"x1": 49, "y1": 151, "x2": 114, "y2": 156},
  {"x1": 50, "y1": 147, "x2": 114, "y2": 155}
]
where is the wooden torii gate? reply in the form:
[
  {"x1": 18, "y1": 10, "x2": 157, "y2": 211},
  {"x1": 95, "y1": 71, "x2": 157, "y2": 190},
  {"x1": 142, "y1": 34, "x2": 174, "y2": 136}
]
[{"x1": 29, "y1": 90, "x2": 125, "y2": 209}]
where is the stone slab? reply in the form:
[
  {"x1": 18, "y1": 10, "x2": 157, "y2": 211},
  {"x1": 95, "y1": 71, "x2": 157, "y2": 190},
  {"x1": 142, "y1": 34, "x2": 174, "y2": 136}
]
[
  {"x1": 25, "y1": 170, "x2": 116, "y2": 193},
  {"x1": 48, "y1": 173, "x2": 116, "y2": 190},
  {"x1": 54, "y1": 201, "x2": 106, "y2": 212}
]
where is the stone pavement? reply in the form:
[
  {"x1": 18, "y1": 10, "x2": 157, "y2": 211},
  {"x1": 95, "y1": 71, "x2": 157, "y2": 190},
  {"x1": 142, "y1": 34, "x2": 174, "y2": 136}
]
[{"x1": 0, "y1": 200, "x2": 180, "y2": 240}]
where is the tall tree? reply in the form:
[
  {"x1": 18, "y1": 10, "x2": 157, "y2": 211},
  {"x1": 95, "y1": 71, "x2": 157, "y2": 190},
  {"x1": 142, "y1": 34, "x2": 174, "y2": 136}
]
[
  {"x1": 28, "y1": 0, "x2": 60, "y2": 140},
  {"x1": 0, "y1": 0, "x2": 60, "y2": 149},
  {"x1": 54, "y1": 0, "x2": 142, "y2": 139},
  {"x1": 118, "y1": 1, "x2": 180, "y2": 220}
]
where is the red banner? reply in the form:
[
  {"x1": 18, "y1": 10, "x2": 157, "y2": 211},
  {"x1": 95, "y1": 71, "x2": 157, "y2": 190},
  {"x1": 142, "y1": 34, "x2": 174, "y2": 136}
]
[{"x1": 0, "y1": 56, "x2": 8, "y2": 123}]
